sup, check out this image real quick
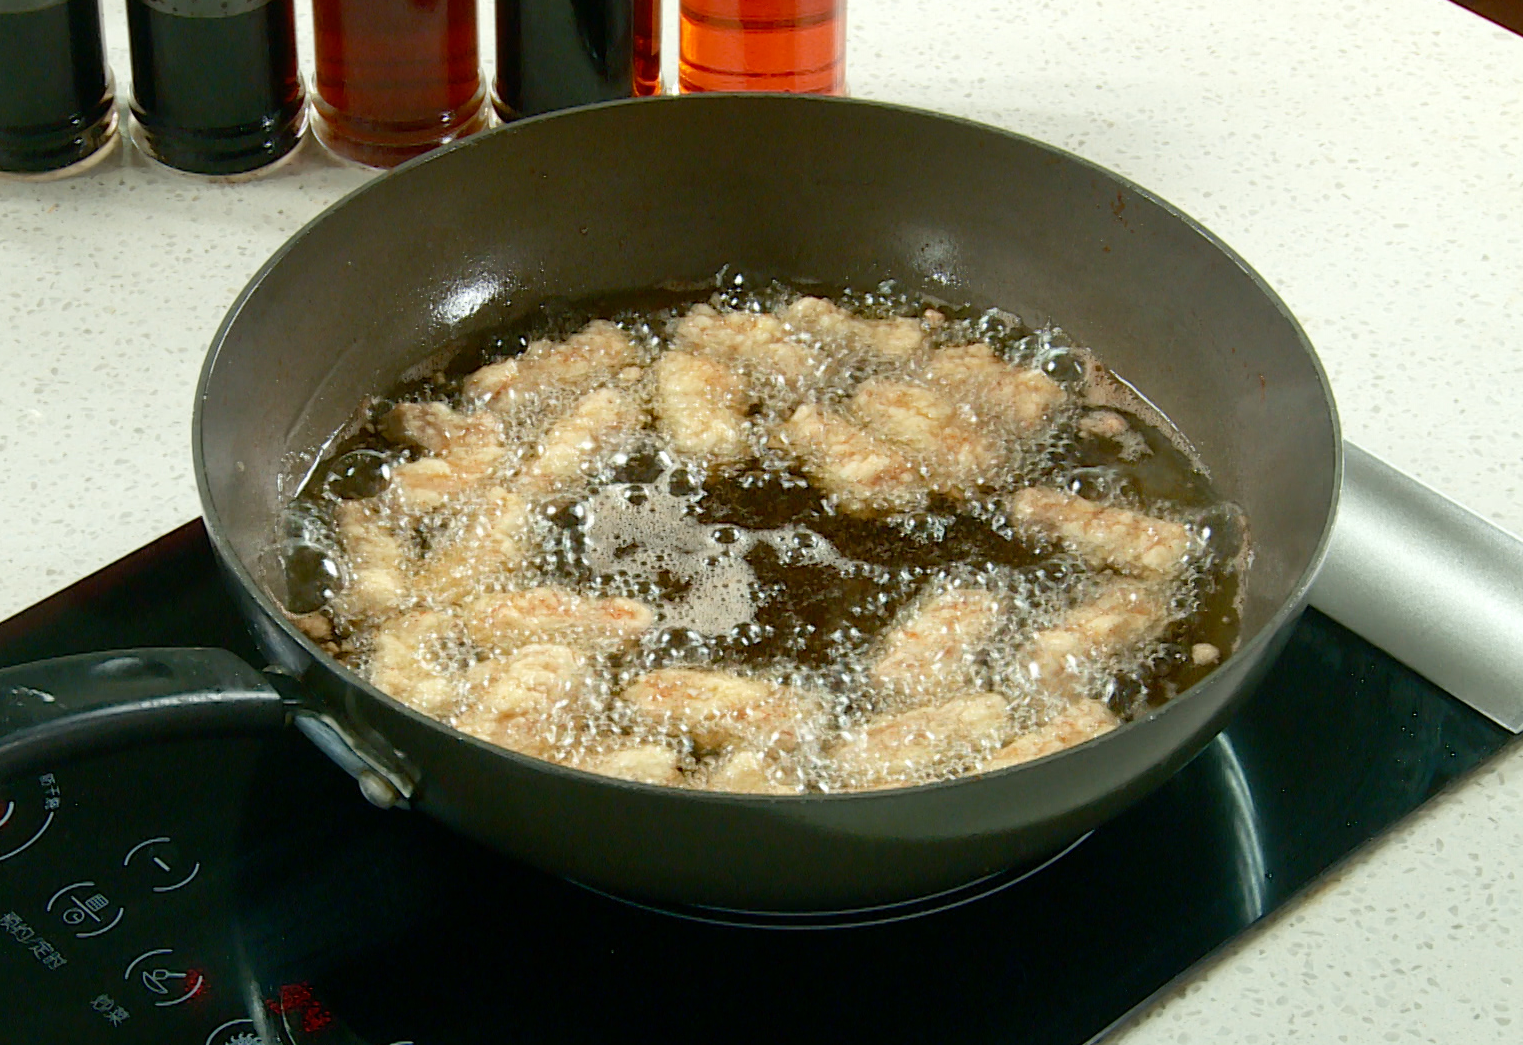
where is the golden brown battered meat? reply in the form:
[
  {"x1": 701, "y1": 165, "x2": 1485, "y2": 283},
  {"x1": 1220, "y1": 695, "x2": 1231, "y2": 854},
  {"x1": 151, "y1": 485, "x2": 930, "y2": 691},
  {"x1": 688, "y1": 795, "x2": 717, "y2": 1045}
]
[
  {"x1": 774, "y1": 402, "x2": 928, "y2": 516},
  {"x1": 621, "y1": 668, "x2": 816, "y2": 755},
  {"x1": 1016, "y1": 580, "x2": 1167, "y2": 699},
  {"x1": 673, "y1": 303, "x2": 829, "y2": 404},
  {"x1": 572, "y1": 743, "x2": 685, "y2": 786},
  {"x1": 1007, "y1": 486, "x2": 1196, "y2": 578},
  {"x1": 652, "y1": 349, "x2": 754, "y2": 462},
  {"x1": 453, "y1": 643, "x2": 590, "y2": 757},
  {"x1": 702, "y1": 749, "x2": 805, "y2": 795},
  {"x1": 828, "y1": 692, "x2": 1009, "y2": 789},
  {"x1": 849, "y1": 378, "x2": 1002, "y2": 495},
  {"x1": 411, "y1": 487, "x2": 533, "y2": 606},
  {"x1": 463, "y1": 319, "x2": 639, "y2": 417},
  {"x1": 385, "y1": 404, "x2": 506, "y2": 511},
  {"x1": 869, "y1": 587, "x2": 1004, "y2": 703},
  {"x1": 1077, "y1": 409, "x2": 1130, "y2": 440},
  {"x1": 513, "y1": 387, "x2": 645, "y2": 500},
  {"x1": 330, "y1": 499, "x2": 411, "y2": 623},
  {"x1": 982, "y1": 698, "x2": 1120, "y2": 770},
  {"x1": 922, "y1": 342, "x2": 1066, "y2": 436},
  {"x1": 780, "y1": 296, "x2": 929, "y2": 361},
  {"x1": 368, "y1": 609, "x2": 465, "y2": 718},
  {"x1": 462, "y1": 586, "x2": 655, "y2": 655}
]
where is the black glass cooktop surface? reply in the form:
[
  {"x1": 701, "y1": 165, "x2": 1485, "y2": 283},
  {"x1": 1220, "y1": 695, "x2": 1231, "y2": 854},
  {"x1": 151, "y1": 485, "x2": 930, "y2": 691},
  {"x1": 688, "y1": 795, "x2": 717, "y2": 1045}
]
[{"x1": 0, "y1": 522, "x2": 1511, "y2": 1045}]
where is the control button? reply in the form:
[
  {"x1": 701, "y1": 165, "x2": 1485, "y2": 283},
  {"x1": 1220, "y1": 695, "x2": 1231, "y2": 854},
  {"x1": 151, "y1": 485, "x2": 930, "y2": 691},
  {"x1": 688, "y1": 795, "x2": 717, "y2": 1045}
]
[
  {"x1": 46, "y1": 881, "x2": 124, "y2": 938},
  {"x1": 124, "y1": 948, "x2": 206, "y2": 1007},
  {"x1": 0, "y1": 775, "x2": 59, "y2": 864},
  {"x1": 204, "y1": 1018, "x2": 271, "y2": 1045},
  {"x1": 123, "y1": 836, "x2": 201, "y2": 893}
]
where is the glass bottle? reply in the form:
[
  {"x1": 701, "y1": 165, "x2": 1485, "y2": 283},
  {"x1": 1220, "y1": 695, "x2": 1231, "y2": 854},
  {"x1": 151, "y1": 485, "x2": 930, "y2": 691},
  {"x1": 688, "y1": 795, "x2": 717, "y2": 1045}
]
[
  {"x1": 679, "y1": 0, "x2": 845, "y2": 95},
  {"x1": 125, "y1": 0, "x2": 305, "y2": 176},
  {"x1": 0, "y1": 0, "x2": 117, "y2": 175},
  {"x1": 494, "y1": 0, "x2": 662, "y2": 122},
  {"x1": 311, "y1": 0, "x2": 488, "y2": 169}
]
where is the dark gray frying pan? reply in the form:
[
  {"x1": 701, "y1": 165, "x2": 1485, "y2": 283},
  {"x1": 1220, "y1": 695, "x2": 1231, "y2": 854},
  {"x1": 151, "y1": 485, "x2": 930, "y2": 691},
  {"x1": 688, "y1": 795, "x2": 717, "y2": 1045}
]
[{"x1": 0, "y1": 95, "x2": 1340, "y2": 911}]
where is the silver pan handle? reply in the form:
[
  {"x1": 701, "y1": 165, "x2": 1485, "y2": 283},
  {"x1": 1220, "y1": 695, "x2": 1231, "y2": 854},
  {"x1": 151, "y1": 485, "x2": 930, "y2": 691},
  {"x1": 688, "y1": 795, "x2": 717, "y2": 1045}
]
[{"x1": 1309, "y1": 442, "x2": 1523, "y2": 733}]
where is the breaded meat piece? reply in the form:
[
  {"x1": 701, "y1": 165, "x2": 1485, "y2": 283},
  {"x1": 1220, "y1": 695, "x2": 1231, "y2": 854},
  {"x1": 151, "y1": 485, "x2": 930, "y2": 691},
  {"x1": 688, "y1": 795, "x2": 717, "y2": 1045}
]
[
  {"x1": 1008, "y1": 486, "x2": 1196, "y2": 578},
  {"x1": 462, "y1": 586, "x2": 654, "y2": 654},
  {"x1": 774, "y1": 402, "x2": 927, "y2": 516}
]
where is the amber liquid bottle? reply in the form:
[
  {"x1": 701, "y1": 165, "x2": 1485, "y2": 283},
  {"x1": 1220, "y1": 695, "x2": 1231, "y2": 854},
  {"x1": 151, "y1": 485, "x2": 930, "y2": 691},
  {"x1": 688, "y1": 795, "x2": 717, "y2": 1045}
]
[
  {"x1": 679, "y1": 0, "x2": 845, "y2": 94},
  {"x1": 312, "y1": 0, "x2": 488, "y2": 169},
  {"x1": 0, "y1": 0, "x2": 116, "y2": 174},
  {"x1": 126, "y1": 0, "x2": 305, "y2": 176},
  {"x1": 494, "y1": 0, "x2": 661, "y2": 122}
]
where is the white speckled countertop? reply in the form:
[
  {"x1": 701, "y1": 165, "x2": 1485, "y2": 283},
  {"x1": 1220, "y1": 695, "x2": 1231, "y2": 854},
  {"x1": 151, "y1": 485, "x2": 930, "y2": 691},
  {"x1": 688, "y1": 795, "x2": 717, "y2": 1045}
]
[{"x1": 2, "y1": 0, "x2": 1521, "y2": 1040}]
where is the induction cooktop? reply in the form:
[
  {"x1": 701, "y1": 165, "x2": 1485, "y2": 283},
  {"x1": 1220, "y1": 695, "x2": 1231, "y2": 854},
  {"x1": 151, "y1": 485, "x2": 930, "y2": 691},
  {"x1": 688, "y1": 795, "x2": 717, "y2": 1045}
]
[{"x1": 0, "y1": 521, "x2": 1511, "y2": 1045}]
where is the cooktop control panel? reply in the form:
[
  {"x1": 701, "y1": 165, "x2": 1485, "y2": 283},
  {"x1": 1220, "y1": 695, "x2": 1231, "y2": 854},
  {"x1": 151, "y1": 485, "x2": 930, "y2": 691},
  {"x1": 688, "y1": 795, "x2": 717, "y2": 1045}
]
[{"x1": 0, "y1": 735, "x2": 383, "y2": 1045}]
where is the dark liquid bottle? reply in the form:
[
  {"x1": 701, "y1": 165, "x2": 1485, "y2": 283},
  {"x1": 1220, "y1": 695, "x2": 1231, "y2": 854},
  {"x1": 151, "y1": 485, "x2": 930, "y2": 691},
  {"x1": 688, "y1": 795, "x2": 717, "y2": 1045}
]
[
  {"x1": 494, "y1": 0, "x2": 663, "y2": 121},
  {"x1": 311, "y1": 0, "x2": 488, "y2": 169},
  {"x1": 125, "y1": 0, "x2": 305, "y2": 176},
  {"x1": 679, "y1": 0, "x2": 845, "y2": 94},
  {"x1": 0, "y1": 0, "x2": 117, "y2": 175}
]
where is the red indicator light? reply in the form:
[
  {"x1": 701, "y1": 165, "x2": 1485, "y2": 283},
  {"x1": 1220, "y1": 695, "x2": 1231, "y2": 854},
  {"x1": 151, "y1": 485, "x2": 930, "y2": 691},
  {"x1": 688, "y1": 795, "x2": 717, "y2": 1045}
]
[{"x1": 265, "y1": 982, "x2": 333, "y2": 1035}]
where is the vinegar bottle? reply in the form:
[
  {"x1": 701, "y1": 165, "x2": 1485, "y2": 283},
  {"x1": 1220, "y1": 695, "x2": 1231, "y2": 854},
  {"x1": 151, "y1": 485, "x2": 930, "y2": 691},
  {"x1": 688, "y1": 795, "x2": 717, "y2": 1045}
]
[
  {"x1": 494, "y1": 0, "x2": 662, "y2": 122},
  {"x1": 312, "y1": 0, "x2": 489, "y2": 169},
  {"x1": 679, "y1": 0, "x2": 845, "y2": 95},
  {"x1": 0, "y1": 0, "x2": 117, "y2": 175},
  {"x1": 125, "y1": 0, "x2": 305, "y2": 176}
]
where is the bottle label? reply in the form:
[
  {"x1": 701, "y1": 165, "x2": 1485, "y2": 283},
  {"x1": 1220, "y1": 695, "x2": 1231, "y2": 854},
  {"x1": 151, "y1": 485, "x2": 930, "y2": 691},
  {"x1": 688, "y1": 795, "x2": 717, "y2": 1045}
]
[{"x1": 134, "y1": 0, "x2": 274, "y2": 15}]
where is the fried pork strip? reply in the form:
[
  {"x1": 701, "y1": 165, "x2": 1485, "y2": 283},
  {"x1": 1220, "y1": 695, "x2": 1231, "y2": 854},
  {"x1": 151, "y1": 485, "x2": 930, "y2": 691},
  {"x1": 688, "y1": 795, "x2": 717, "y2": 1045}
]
[
  {"x1": 922, "y1": 342, "x2": 1066, "y2": 435},
  {"x1": 827, "y1": 692, "x2": 1009, "y2": 789},
  {"x1": 330, "y1": 499, "x2": 411, "y2": 623},
  {"x1": 982, "y1": 698, "x2": 1120, "y2": 770},
  {"x1": 774, "y1": 402, "x2": 927, "y2": 515},
  {"x1": 702, "y1": 749, "x2": 803, "y2": 795},
  {"x1": 462, "y1": 586, "x2": 654, "y2": 654},
  {"x1": 411, "y1": 487, "x2": 532, "y2": 605},
  {"x1": 621, "y1": 668, "x2": 815, "y2": 755},
  {"x1": 849, "y1": 379, "x2": 1001, "y2": 495},
  {"x1": 780, "y1": 296, "x2": 929, "y2": 361},
  {"x1": 384, "y1": 403, "x2": 506, "y2": 510},
  {"x1": 453, "y1": 643, "x2": 590, "y2": 757},
  {"x1": 513, "y1": 387, "x2": 645, "y2": 500},
  {"x1": 652, "y1": 349, "x2": 753, "y2": 462},
  {"x1": 1007, "y1": 486, "x2": 1196, "y2": 578},
  {"x1": 673, "y1": 304, "x2": 828, "y2": 402},
  {"x1": 574, "y1": 743, "x2": 685, "y2": 786},
  {"x1": 1016, "y1": 580, "x2": 1167, "y2": 698},
  {"x1": 869, "y1": 587, "x2": 1003, "y2": 702},
  {"x1": 463, "y1": 319, "x2": 639, "y2": 416},
  {"x1": 368, "y1": 609, "x2": 463, "y2": 717}
]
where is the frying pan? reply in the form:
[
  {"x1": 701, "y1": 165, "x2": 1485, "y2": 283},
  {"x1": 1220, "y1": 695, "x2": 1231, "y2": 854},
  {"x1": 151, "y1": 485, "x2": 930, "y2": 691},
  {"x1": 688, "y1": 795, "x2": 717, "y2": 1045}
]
[{"x1": 0, "y1": 95, "x2": 1340, "y2": 911}]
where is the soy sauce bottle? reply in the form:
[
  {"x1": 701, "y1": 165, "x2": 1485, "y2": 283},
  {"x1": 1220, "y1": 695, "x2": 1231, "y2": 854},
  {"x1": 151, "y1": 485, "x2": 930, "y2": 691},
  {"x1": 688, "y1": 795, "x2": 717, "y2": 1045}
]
[
  {"x1": 311, "y1": 0, "x2": 488, "y2": 169},
  {"x1": 0, "y1": 0, "x2": 117, "y2": 175},
  {"x1": 125, "y1": 0, "x2": 305, "y2": 176},
  {"x1": 494, "y1": 0, "x2": 662, "y2": 122}
]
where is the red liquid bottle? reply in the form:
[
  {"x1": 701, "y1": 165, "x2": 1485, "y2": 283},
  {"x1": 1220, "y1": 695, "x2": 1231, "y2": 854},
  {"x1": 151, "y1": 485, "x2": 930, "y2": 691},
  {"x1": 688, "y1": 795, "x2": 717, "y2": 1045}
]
[
  {"x1": 311, "y1": 0, "x2": 488, "y2": 169},
  {"x1": 633, "y1": 0, "x2": 662, "y2": 97},
  {"x1": 679, "y1": 0, "x2": 845, "y2": 94}
]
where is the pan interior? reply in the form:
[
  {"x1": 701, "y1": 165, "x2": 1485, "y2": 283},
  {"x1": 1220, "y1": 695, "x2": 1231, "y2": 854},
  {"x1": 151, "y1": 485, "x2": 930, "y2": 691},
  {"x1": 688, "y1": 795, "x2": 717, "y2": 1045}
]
[{"x1": 198, "y1": 95, "x2": 1337, "y2": 660}]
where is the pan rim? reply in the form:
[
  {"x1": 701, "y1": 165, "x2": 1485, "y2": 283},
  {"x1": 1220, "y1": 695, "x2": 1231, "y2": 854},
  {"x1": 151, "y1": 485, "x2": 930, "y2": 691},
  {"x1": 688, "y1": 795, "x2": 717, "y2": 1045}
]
[{"x1": 193, "y1": 92, "x2": 1343, "y2": 803}]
